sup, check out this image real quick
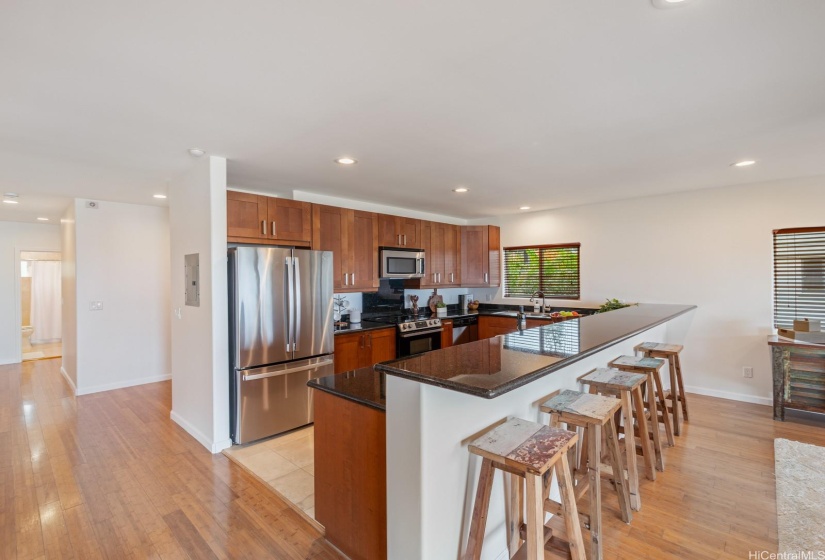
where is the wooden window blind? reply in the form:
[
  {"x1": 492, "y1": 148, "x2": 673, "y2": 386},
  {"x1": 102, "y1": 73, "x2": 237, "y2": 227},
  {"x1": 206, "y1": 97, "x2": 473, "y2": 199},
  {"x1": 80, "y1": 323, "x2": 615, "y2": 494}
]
[
  {"x1": 774, "y1": 227, "x2": 825, "y2": 329},
  {"x1": 503, "y1": 243, "x2": 580, "y2": 299}
]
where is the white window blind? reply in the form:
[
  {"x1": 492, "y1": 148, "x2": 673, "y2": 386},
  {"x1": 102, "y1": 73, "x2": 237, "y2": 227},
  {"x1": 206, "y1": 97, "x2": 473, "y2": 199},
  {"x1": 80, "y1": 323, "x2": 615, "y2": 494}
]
[
  {"x1": 503, "y1": 243, "x2": 580, "y2": 299},
  {"x1": 773, "y1": 227, "x2": 825, "y2": 329}
]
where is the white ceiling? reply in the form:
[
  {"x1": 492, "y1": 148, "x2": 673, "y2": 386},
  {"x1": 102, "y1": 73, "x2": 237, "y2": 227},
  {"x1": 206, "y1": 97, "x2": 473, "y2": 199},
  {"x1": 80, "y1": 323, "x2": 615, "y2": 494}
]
[{"x1": 2, "y1": 0, "x2": 825, "y2": 223}]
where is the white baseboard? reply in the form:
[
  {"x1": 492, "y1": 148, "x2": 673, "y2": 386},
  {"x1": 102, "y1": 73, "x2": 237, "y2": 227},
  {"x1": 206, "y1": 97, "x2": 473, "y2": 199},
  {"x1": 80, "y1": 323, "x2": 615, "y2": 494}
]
[
  {"x1": 60, "y1": 366, "x2": 77, "y2": 395},
  {"x1": 685, "y1": 385, "x2": 772, "y2": 406},
  {"x1": 170, "y1": 410, "x2": 232, "y2": 454},
  {"x1": 75, "y1": 374, "x2": 171, "y2": 396}
]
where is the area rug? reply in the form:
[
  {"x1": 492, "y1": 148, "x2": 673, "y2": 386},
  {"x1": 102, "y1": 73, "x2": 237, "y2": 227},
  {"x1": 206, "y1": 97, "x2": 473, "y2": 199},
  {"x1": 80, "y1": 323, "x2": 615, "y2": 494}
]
[{"x1": 774, "y1": 438, "x2": 825, "y2": 554}]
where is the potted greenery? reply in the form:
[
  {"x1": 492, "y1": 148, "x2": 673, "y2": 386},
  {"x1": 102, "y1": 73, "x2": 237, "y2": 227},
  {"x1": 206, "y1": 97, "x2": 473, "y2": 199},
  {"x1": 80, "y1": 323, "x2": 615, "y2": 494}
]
[
  {"x1": 435, "y1": 301, "x2": 448, "y2": 317},
  {"x1": 596, "y1": 298, "x2": 632, "y2": 314}
]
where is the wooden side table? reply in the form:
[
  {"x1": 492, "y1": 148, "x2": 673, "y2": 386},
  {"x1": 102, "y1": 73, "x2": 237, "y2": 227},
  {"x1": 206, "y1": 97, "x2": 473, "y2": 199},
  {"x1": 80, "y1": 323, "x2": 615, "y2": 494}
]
[{"x1": 768, "y1": 335, "x2": 825, "y2": 421}]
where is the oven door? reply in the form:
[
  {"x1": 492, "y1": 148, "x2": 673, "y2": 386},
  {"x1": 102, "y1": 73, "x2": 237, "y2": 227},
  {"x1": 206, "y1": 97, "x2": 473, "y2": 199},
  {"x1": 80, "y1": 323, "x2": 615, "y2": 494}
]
[
  {"x1": 381, "y1": 248, "x2": 425, "y2": 279},
  {"x1": 398, "y1": 327, "x2": 443, "y2": 358}
]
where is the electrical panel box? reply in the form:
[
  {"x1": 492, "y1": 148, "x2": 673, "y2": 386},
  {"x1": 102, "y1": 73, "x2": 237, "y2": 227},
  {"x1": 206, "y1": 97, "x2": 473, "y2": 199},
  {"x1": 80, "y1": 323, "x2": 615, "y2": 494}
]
[{"x1": 184, "y1": 253, "x2": 200, "y2": 307}]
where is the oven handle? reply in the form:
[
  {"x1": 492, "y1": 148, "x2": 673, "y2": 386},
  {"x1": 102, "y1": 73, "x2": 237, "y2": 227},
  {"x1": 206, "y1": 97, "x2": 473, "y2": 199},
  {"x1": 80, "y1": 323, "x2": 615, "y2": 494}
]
[{"x1": 399, "y1": 328, "x2": 444, "y2": 338}]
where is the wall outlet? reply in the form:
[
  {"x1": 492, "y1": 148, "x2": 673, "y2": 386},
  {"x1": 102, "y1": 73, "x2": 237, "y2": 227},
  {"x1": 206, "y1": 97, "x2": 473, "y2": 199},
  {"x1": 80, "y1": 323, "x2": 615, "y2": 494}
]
[
  {"x1": 89, "y1": 301, "x2": 103, "y2": 311},
  {"x1": 743, "y1": 366, "x2": 754, "y2": 378}
]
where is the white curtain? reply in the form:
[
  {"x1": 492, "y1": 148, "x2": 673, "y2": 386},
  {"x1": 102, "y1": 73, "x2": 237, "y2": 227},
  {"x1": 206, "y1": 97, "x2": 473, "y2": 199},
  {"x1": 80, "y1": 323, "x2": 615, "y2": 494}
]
[{"x1": 30, "y1": 261, "x2": 62, "y2": 344}]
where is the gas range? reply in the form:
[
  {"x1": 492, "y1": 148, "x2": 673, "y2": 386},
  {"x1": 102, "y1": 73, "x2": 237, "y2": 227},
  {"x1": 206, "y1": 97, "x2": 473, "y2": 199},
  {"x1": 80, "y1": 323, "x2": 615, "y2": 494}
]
[{"x1": 368, "y1": 314, "x2": 442, "y2": 332}]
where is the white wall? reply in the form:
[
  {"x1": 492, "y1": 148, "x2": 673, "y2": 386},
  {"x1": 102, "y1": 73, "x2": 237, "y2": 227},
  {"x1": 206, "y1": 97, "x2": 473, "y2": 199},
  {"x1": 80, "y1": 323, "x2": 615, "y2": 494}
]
[
  {"x1": 477, "y1": 175, "x2": 825, "y2": 404},
  {"x1": 61, "y1": 205, "x2": 78, "y2": 389},
  {"x1": 293, "y1": 190, "x2": 468, "y2": 226},
  {"x1": 0, "y1": 221, "x2": 61, "y2": 365},
  {"x1": 71, "y1": 199, "x2": 171, "y2": 395},
  {"x1": 169, "y1": 156, "x2": 230, "y2": 453}
]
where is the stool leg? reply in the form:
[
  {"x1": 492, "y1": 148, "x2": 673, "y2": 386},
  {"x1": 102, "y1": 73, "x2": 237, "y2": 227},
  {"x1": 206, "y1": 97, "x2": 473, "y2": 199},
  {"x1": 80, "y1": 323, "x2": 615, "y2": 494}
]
[
  {"x1": 653, "y1": 370, "x2": 675, "y2": 447},
  {"x1": 620, "y1": 390, "x2": 642, "y2": 510},
  {"x1": 646, "y1": 375, "x2": 666, "y2": 471},
  {"x1": 604, "y1": 418, "x2": 632, "y2": 523},
  {"x1": 465, "y1": 458, "x2": 495, "y2": 560},
  {"x1": 525, "y1": 472, "x2": 544, "y2": 560},
  {"x1": 556, "y1": 454, "x2": 586, "y2": 560},
  {"x1": 587, "y1": 423, "x2": 603, "y2": 560},
  {"x1": 633, "y1": 385, "x2": 656, "y2": 481},
  {"x1": 675, "y1": 354, "x2": 689, "y2": 421},
  {"x1": 668, "y1": 355, "x2": 682, "y2": 436},
  {"x1": 506, "y1": 473, "x2": 523, "y2": 557}
]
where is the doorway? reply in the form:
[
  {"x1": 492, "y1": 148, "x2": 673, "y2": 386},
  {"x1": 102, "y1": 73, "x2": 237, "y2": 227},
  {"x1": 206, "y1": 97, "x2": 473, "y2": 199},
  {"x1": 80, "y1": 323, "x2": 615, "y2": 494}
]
[{"x1": 20, "y1": 251, "x2": 62, "y2": 361}]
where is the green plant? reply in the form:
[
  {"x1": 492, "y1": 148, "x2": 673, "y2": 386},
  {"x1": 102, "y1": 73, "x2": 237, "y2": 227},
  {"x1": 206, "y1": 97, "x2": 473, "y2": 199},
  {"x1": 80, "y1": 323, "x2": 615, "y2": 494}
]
[
  {"x1": 435, "y1": 302, "x2": 447, "y2": 308},
  {"x1": 597, "y1": 298, "x2": 631, "y2": 314}
]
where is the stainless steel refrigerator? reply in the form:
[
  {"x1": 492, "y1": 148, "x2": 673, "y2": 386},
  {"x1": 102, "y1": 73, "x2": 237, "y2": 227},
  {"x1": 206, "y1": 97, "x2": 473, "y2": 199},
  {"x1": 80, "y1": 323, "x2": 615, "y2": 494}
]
[{"x1": 229, "y1": 246, "x2": 334, "y2": 444}]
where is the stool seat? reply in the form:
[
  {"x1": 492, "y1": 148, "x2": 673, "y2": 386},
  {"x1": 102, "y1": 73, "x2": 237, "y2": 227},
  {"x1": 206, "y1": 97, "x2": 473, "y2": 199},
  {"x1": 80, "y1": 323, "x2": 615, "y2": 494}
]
[
  {"x1": 540, "y1": 389, "x2": 622, "y2": 424},
  {"x1": 635, "y1": 342, "x2": 683, "y2": 355},
  {"x1": 609, "y1": 355, "x2": 664, "y2": 371},
  {"x1": 578, "y1": 367, "x2": 647, "y2": 391},
  {"x1": 469, "y1": 418, "x2": 578, "y2": 475}
]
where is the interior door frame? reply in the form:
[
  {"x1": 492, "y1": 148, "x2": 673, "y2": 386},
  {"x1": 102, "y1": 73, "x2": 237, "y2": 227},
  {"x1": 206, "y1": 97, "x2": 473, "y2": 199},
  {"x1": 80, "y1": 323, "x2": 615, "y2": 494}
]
[{"x1": 14, "y1": 247, "x2": 63, "y2": 364}]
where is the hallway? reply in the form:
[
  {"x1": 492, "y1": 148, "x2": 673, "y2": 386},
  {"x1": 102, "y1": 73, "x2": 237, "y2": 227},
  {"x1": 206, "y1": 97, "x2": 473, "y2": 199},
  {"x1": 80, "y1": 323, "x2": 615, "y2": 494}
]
[{"x1": 0, "y1": 358, "x2": 340, "y2": 560}]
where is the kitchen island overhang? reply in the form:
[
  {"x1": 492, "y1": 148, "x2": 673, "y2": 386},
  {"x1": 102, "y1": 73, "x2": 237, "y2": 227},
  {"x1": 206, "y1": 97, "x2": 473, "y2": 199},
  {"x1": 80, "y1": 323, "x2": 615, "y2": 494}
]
[{"x1": 377, "y1": 303, "x2": 696, "y2": 560}]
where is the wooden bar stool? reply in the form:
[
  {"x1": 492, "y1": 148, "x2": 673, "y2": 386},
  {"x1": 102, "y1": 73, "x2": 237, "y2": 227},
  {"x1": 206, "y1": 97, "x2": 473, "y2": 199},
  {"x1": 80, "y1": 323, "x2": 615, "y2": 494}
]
[
  {"x1": 609, "y1": 355, "x2": 674, "y2": 469},
  {"x1": 465, "y1": 418, "x2": 585, "y2": 560},
  {"x1": 635, "y1": 342, "x2": 689, "y2": 436},
  {"x1": 577, "y1": 368, "x2": 654, "y2": 512},
  {"x1": 540, "y1": 390, "x2": 632, "y2": 560}
]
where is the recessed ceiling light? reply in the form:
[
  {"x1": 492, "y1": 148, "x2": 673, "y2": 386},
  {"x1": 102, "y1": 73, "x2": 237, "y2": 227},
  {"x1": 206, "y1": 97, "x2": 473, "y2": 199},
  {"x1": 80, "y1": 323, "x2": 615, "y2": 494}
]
[
  {"x1": 651, "y1": 0, "x2": 690, "y2": 8},
  {"x1": 453, "y1": 187, "x2": 469, "y2": 193},
  {"x1": 188, "y1": 148, "x2": 206, "y2": 157},
  {"x1": 3, "y1": 199, "x2": 19, "y2": 204},
  {"x1": 334, "y1": 157, "x2": 357, "y2": 165},
  {"x1": 37, "y1": 217, "x2": 49, "y2": 221},
  {"x1": 519, "y1": 206, "x2": 531, "y2": 210},
  {"x1": 153, "y1": 194, "x2": 167, "y2": 199},
  {"x1": 732, "y1": 160, "x2": 757, "y2": 167}
]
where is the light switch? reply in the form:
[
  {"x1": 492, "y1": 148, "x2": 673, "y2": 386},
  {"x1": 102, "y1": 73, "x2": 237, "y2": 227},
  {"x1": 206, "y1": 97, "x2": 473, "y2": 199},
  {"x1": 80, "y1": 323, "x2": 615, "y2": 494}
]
[{"x1": 90, "y1": 301, "x2": 103, "y2": 311}]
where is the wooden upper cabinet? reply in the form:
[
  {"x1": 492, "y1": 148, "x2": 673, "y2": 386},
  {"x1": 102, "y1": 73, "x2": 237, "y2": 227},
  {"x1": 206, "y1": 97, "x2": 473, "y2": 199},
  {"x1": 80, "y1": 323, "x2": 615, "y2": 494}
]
[
  {"x1": 268, "y1": 199, "x2": 311, "y2": 243},
  {"x1": 227, "y1": 191, "x2": 267, "y2": 239},
  {"x1": 227, "y1": 191, "x2": 311, "y2": 245},
  {"x1": 461, "y1": 225, "x2": 501, "y2": 287},
  {"x1": 312, "y1": 205, "x2": 349, "y2": 291},
  {"x1": 312, "y1": 204, "x2": 379, "y2": 292},
  {"x1": 351, "y1": 210, "x2": 379, "y2": 291},
  {"x1": 378, "y1": 214, "x2": 421, "y2": 248},
  {"x1": 414, "y1": 221, "x2": 461, "y2": 289}
]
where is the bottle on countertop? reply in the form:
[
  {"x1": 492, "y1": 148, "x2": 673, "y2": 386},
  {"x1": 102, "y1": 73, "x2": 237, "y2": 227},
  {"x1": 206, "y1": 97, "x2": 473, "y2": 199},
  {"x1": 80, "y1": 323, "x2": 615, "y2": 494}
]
[{"x1": 517, "y1": 306, "x2": 527, "y2": 331}]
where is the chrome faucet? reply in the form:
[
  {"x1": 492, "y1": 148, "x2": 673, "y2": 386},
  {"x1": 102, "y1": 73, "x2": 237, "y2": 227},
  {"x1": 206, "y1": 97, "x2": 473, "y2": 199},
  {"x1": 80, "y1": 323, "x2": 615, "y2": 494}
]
[{"x1": 529, "y1": 291, "x2": 547, "y2": 313}]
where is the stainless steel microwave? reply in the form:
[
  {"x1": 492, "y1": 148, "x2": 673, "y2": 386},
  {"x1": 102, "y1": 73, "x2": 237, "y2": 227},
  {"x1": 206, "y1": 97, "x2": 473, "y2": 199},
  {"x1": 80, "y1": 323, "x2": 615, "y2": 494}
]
[{"x1": 380, "y1": 247, "x2": 425, "y2": 279}]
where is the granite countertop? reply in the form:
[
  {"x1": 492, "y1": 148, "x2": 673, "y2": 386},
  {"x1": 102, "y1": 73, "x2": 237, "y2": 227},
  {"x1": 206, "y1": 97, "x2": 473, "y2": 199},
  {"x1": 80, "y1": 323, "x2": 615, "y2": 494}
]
[
  {"x1": 333, "y1": 320, "x2": 396, "y2": 335},
  {"x1": 308, "y1": 367, "x2": 386, "y2": 411},
  {"x1": 375, "y1": 303, "x2": 696, "y2": 399}
]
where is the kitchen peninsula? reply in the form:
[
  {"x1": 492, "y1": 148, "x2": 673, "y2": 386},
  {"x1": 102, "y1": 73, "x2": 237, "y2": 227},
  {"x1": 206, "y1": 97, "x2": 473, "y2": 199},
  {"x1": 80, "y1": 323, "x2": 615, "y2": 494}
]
[{"x1": 309, "y1": 303, "x2": 696, "y2": 560}]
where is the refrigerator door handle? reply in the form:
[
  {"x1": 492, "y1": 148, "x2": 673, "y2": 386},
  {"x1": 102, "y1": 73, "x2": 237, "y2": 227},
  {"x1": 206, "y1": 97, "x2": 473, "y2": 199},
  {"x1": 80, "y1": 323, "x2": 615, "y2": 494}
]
[
  {"x1": 293, "y1": 256, "x2": 302, "y2": 353},
  {"x1": 285, "y1": 256, "x2": 294, "y2": 353},
  {"x1": 241, "y1": 358, "x2": 334, "y2": 381}
]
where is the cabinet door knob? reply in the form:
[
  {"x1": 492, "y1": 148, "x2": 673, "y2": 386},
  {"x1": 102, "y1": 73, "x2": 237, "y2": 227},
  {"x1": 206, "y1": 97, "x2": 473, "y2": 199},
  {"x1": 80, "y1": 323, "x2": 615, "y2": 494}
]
[
  {"x1": 351, "y1": 273, "x2": 355, "y2": 285},
  {"x1": 484, "y1": 272, "x2": 489, "y2": 283},
  {"x1": 271, "y1": 221, "x2": 276, "y2": 237},
  {"x1": 344, "y1": 273, "x2": 349, "y2": 286},
  {"x1": 403, "y1": 234, "x2": 407, "y2": 245},
  {"x1": 261, "y1": 220, "x2": 267, "y2": 235}
]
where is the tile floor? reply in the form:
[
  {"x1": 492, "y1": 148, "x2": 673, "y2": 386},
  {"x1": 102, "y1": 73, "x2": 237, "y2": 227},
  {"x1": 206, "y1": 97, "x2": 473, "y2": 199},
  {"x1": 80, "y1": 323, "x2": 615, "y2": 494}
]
[
  {"x1": 21, "y1": 332, "x2": 62, "y2": 361},
  {"x1": 223, "y1": 425, "x2": 317, "y2": 523}
]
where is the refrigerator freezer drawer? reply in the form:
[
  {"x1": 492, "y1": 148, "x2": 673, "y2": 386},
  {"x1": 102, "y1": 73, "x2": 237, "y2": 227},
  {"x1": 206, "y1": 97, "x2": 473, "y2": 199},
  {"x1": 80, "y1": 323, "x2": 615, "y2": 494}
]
[{"x1": 233, "y1": 356, "x2": 334, "y2": 444}]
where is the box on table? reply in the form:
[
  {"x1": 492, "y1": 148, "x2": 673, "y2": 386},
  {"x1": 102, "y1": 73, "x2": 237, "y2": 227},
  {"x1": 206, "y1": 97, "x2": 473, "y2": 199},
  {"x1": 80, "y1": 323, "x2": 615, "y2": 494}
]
[{"x1": 793, "y1": 319, "x2": 821, "y2": 332}]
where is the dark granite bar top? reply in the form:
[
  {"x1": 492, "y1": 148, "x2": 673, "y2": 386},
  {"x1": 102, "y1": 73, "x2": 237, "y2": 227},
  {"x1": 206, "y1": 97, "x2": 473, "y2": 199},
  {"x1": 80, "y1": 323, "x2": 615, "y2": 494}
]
[
  {"x1": 375, "y1": 303, "x2": 696, "y2": 399},
  {"x1": 333, "y1": 320, "x2": 396, "y2": 335},
  {"x1": 308, "y1": 367, "x2": 386, "y2": 411}
]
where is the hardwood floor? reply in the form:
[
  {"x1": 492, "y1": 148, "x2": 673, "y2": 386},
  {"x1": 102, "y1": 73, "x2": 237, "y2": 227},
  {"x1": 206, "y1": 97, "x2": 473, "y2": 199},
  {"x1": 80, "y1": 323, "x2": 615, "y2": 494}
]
[
  {"x1": 597, "y1": 391, "x2": 825, "y2": 559},
  {"x1": 3, "y1": 359, "x2": 825, "y2": 559},
  {"x1": 0, "y1": 359, "x2": 341, "y2": 560}
]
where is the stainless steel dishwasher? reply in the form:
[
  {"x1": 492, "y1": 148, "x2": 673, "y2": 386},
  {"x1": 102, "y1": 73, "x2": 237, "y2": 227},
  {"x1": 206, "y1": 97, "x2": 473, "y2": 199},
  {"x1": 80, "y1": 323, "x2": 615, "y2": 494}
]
[{"x1": 452, "y1": 315, "x2": 478, "y2": 345}]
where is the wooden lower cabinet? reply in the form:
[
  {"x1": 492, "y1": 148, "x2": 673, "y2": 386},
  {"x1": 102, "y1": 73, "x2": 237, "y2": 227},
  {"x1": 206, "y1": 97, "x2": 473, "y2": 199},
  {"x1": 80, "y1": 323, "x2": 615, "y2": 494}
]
[
  {"x1": 441, "y1": 319, "x2": 453, "y2": 349},
  {"x1": 333, "y1": 328, "x2": 397, "y2": 374},
  {"x1": 477, "y1": 315, "x2": 551, "y2": 339},
  {"x1": 314, "y1": 390, "x2": 386, "y2": 560}
]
